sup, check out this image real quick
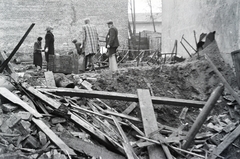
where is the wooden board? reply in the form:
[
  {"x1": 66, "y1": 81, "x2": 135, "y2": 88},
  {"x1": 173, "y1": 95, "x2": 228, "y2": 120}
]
[
  {"x1": 32, "y1": 118, "x2": 76, "y2": 156},
  {"x1": 137, "y1": 89, "x2": 167, "y2": 159},
  {"x1": 69, "y1": 112, "x2": 115, "y2": 148},
  {"x1": 26, "y1": 86, "x2": 61, "y2": 109},
  {"x1": 0, "y1": 87, "x2": 42, "y2": 118},
  {"x1": 60, "y1": 133, "x2": 125, "y2": 159},
  {"x1": 38, "y1": 88, "x2": 206, "y2": 108},
  {"x1": 44, "y1": 71, "x2": 56, "y2": 87},
  {"x1": 211, "y1": 124, "x2": 240, "y2": 159},
  {"x1": 122, "y1": 102, "x2": 137, "y2": 115},
  {"x1": 112, "y1": 116, "x2": 139, "y2": 159}
]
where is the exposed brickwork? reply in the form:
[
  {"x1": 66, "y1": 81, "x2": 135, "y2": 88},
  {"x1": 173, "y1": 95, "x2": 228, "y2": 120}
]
[{"x1": 0, "y1": 0, "x2": 128, "y2": 53}]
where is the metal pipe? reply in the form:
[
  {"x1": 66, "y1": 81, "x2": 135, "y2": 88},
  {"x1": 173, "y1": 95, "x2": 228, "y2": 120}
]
[{"x1": 182, "y1": 84, "x2": 224, "y2": 150}]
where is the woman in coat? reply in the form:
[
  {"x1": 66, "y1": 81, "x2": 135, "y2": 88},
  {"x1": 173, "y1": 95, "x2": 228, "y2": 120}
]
[{"x1": 33, "y1": 37, "x2": 43, "y2": 69}]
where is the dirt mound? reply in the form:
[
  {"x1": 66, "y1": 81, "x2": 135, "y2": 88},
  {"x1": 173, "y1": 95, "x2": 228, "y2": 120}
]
[{"x1": 91, "y1": 40, "x2": 237, "y2": 129}]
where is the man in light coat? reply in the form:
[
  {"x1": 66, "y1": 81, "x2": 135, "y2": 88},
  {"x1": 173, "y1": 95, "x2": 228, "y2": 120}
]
[{"x1": 82, "y1": 18, "x2": 98, "y2": 71}]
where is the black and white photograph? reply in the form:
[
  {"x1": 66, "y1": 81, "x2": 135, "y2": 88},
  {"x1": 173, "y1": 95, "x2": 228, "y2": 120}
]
[{"x1": 0, "y1": 0, "x2": 239, "y2": 159}]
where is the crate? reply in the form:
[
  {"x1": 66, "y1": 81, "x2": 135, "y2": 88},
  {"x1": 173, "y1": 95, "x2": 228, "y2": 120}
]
[{"x1": 48, "y1": 54, "x2": 73, "y2": 74}]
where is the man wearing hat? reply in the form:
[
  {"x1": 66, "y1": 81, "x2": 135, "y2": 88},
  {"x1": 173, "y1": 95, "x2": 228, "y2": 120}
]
[
  {"x1": 106, "y1": 20, "x2": 119, "y2": 72},
  {"x1": 33, "y1": 37, "x2": 43, "y2": 70},
  {"x1": 44, "y1": 26, "x2": 55, "y2": 69}
]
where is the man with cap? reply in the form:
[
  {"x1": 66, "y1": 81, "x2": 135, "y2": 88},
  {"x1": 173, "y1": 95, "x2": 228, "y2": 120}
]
[
  {"x1": 44, "y1": 26, "x2": 55, "y2": 69},
  {"x1": 33, "y1": 37, "x2": 43, "y2": 70},
  {"x1": 82, "y1": 18, "x2": 98, "y2": 71},
  {"x1": 106, "y1": 20, "x2": 119, "y2": 72}
]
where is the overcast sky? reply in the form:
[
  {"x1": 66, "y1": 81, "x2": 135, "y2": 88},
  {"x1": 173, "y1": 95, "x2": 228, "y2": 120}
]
[{"x1": 128, "y1": 0, "x2": 162, "y2": 13}]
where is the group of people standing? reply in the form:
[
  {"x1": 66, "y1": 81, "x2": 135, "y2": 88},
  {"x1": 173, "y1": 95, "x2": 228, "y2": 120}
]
[
  {"x1": 33, "y1": 27, "x2": 54, "y2": 70},
  {"x1": 33, "y1": 18, "x2": 119, "y2": 72}
]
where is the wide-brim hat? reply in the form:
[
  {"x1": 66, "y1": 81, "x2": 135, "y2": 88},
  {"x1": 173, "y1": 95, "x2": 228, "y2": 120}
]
[{"x1": 46, "y1": 26, "x2": 53, "y2": 31}]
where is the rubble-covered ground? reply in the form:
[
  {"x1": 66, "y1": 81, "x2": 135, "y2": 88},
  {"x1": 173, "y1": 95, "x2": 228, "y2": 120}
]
[{"x1": 1, "y1": 40, "x2": 240, "y2": 159}]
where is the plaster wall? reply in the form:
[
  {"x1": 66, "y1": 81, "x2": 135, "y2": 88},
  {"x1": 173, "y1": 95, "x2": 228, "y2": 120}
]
[
  {"x1": 0, "y1": 0, "x2": 128, "y2": 54},
  {"x1": 162, "y1": 0, "x2": 240, "y2": 65}
]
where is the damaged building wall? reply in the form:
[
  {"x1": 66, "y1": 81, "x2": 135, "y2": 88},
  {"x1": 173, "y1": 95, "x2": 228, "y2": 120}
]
[
  {"x1": 0, "y1": 0, "x2": 128, "y2": 53},
  {"x1": 162, "y1": 0, "x2": 240, "y2": 66}
]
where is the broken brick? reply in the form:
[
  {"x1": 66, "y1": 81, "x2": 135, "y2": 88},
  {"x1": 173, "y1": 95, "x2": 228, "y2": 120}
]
[
  {"x1": 39, "y1": 131, "x2": 47, "y2": 146},
  {"x1": 7, "y1": 115, "x2": 21, "y2": 129},
  {"x1": 16, "y1": 111, "x2": 33, "y2": 121},
  {"x1": 51, "y1": 117, "x2": 67, "y2": 124},
  {"x1": 2, "y1": 103, "x2": 18, "y2": 113},
  {"x1": 55, "y1": 123, "x2": 65, "y2": 132}
]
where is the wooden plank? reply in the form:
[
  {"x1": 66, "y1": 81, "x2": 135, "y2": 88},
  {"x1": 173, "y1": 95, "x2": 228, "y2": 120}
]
[
  {"x1": 0, "y1": 87, "x2": 42, "y2": 118},
  {"x1": 60, "y1": 133, "x2": 125, "y2": 159},
  {"x1": 211, "y1": 125, "x2": 240, "y2": 159},
  {"x1": 38, "y1": 88, "x2": 206, "y2": 108},
  {"x1": 0, "y1": 51, "x2": 15, "y2": 74},
  {"x1": 69, "y1": 111, "x2": 124, "y2": 154},
  {"x1": 44, "y1": 71, "x2": 56, "y2": 87},
  {"x1": 137, "y1": 89, "x2": 170, "y2": 159},
  {"x1": 103, "y1": 109, "x2": 141, "y2": 122},
  {"x1": 32, "y1": 118, "x2": 76, "y2": 156},
  {"x1": 122, "y1": 102, "x2": 137, "y2": 115},
  {"x1": 112, "y1": 116, "x2": 139, "y2": 159},
  {"x1": 26, "y1": 86, "x2": 61, "y2": 109},
  {"x1": 205, "y1": 54, "x2": 240, "y2": 106}
]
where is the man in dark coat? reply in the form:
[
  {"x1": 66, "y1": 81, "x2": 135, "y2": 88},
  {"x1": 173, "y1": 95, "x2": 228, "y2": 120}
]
[
  {"x1": 44, "y1": 27, "x2": 55, "y2": 69},
  {"x1": 106, "y1": 21, "x2": 119, "y2": 72},
  {"x1": 33, "y1": 37, "x2": 43, "y2": 69}
]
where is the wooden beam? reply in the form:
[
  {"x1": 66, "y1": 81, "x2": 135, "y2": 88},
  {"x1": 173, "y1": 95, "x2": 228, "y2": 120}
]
[
  {"x1": 38, "y1": 88, "x2": 206, "y2": 108},
  {"x1": 211, "y1": 124, "x2": 240, "y2": 159},
  {"x1": 0, "y1": 23, "x2": 35, "y2": 73},
  {"x1": 69, "y1": 111, "x2": 124, "y2": 154},
  {"x1": 136, "y1": 135, "x2": 205, "y2": 159},
  {"x1": 32, "y1": 118, "x2": 76, "y2": 156},
  {"x1": 0, "y1": 87, "x2": 42, "y2": 118},
  {"x1": 122, "y1": 102, "x2": 137, "y2": 115},
  {"x1": 60, "y1": 133, "x2": 125, "y2": 159},
  {"x1": 112, "y1": 116, "x2": 139, "y2": 159},
  {"x1": 182, "y1": 84, "x2": 224, "y2": 150},
  {"x1": 137, "y1": 89, "x2": 170, "y2": 159},
  {"x1": 103, "y1": 110, "x2": 141, "y2": 122},
  {"x1": 26, "y1": 86, "x2": 61, "y2": 109}
]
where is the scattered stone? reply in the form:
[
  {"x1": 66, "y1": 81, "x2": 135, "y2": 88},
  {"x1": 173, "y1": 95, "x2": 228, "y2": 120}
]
[
  {"x1": 207, "y1": 123, "x2": 223, "y2": 132},
  {"x1": 52, "y1": 149, "x2": 67, "y2": 159},
  {"x1": 8, "y1": 144, "x2": 15, "y2": 151},
  {"x1": 2, "y1": 103, "x2": 18, "y2": 113},
  {"x1": 20, "y1": 120, "x2": 32, "y2": 133},
  {"x1": 223, "y1": 123, "x2": 236, "y2": 133},
  {"x1": 7, "y1": 115, "x2": 21, "y2": 129},
  {"x1": 16, "y1": 111, "x2": 32, "y2": 120},
  {"x1": 56, "y1": 124, "x2": 65, "y2": 132},
  {"x1": 39, "y1": 131, "x2": 47, "y2": 146},
  {"x1": 38, "y1": 153, "x2": 49, "y2": 159},
  {"x1": 23, "y1": 135, "x2": 40, "y2": 149},
  {"x1": 51, "y1": 117, "x2": 67, "y2": 124},
  {"x1": 70, "y1": 131, "x2": 90, "y2": 140}
]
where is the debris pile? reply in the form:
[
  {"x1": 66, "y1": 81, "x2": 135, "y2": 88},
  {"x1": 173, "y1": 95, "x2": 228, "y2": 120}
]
[{"x1": 0, "y1": 39, "x2": 240, "y2": 159}]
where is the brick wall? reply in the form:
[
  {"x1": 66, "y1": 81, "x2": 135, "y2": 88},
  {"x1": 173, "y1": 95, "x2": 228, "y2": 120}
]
[
  {"x1": 0, "y1": 0, "x2": 128, "y2": 54},
  {"x1": 162, "y1": 0, "x2": 240, "y2": 66}
]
